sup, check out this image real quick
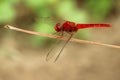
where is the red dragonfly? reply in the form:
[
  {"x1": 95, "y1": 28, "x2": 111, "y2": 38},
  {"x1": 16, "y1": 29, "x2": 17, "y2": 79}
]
[{"x1": 46, "y1": 21, "x2": 111, "y2": 62}]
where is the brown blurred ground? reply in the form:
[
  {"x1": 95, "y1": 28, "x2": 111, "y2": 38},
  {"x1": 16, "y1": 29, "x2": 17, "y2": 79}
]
[{"x1": 0, "y1": 17, "x2": 120, "y2": 80}]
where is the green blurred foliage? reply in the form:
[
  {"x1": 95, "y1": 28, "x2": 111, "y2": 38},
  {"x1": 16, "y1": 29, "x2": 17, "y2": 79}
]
[
  {"x1": 32, "y1": 20, "x2": 55, "y2": 46},
  {"x1": 0, "y1": 0, "x2": 117, "y2": 46},
  {"x1": 24, "y1": 0, "x2": 91, "y2": 46},
  {"x1": 118, "y1": 1, "x2": 120, "y2": 13},
  {"x1": 0, "y1": 0, "x2": 19, "y2": 23},
  {"x1": 85, "y1": 0, "x2": 113, "y2": 21}
]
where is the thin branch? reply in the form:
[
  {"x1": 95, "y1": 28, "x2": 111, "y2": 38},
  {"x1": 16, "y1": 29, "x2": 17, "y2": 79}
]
[{"x1": 4, "y1": 25, "x2": 120, "y2": 49}]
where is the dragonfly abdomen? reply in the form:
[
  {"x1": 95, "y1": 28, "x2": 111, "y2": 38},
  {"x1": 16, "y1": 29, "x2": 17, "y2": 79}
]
[{"x1": 76, "y1": 24, "x2": 111, "y2": 29}]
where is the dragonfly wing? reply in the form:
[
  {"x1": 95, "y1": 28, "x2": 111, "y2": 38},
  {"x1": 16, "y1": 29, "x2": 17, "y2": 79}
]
[
  {"x1": 54, "y1": 33, "x2": 73, "y2": 62},
  {"x1": 46, "y1": 32, "x2": 65, "y2": 61},
  {"x1": 46, "y1": 39, "x2": 62, "y2": 61}
]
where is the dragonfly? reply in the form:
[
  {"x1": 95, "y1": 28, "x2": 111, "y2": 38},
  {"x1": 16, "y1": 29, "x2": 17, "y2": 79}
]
[{"x1": 46, "y1": 21, "x2": 111, "y2": 62}]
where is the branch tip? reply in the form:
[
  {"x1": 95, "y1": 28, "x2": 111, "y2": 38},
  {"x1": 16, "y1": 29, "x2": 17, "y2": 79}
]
[
  {"x1": 3, "y1": 25, "x2": 120, "y2": 49},
  {"x1": 4, "y1": 25, "x2": 10, "y2": 29}
]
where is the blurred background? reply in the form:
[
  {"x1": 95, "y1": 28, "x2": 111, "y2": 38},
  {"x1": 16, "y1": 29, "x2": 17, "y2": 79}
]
[{"x1": 0, "y1": 0, "x2": 120, "y2": 80}]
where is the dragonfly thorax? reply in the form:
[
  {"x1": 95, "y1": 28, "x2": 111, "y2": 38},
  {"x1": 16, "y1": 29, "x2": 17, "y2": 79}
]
[{"x1": 54, "y1": 21, "x2": 78, "y2": 33}]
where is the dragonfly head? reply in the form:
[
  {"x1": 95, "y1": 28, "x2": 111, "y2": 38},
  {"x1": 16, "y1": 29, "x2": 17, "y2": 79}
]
[{"x1": 54, "y1": 23, "x2": 61, "y2": 32}]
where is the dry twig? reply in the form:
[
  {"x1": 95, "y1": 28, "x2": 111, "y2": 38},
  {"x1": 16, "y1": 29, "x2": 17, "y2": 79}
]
[{"x1": 4, "y1": 25, "x2": 120, "y2": 49}]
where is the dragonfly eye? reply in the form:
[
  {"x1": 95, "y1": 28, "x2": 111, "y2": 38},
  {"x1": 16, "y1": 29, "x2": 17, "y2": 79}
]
[{"x1": 54, "y1": 23, "x2": 61, "y2": 32}]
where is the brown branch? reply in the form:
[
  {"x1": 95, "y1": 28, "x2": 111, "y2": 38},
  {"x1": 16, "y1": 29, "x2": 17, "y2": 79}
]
[{"x1": 4, "y1": 25, "x2": 120, "y2": 49}]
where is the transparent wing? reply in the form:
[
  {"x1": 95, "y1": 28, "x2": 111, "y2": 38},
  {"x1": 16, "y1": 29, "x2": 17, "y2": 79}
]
[
  {"x1": 54, "y1": 33, "x2": 73, "y2": 62},
  {"x1": 46, "y1": 39, "x2": 62, "y2": 61},
  {"x1": 46, "y1": 31, "x2": 64, "y2": 61}
]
